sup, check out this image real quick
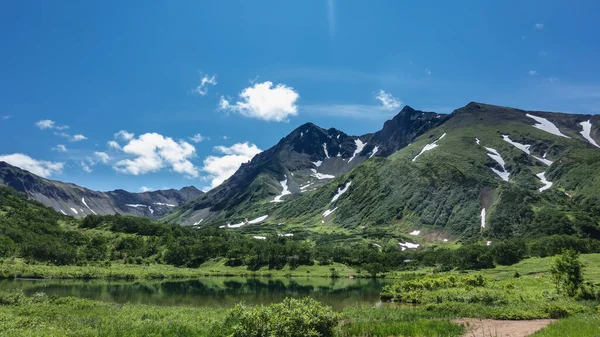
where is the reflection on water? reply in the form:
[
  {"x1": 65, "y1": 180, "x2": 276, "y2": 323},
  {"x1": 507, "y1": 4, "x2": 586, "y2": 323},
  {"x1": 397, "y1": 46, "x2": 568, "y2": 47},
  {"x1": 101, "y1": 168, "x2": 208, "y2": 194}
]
[{"x1": 0, "y1": 277, "x2": 392, "y2": 310}]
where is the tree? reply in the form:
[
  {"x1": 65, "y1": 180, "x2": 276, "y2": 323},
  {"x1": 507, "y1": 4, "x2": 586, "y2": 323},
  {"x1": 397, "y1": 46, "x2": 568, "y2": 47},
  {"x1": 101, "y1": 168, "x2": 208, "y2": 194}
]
[{"x1": 550, "y1": 249, "x2": 585, "y2": 297}]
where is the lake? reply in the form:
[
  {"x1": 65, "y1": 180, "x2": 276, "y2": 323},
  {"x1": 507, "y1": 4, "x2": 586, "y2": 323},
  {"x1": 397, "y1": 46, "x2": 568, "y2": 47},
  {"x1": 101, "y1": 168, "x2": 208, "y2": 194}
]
[{"x1": 0, "y1": 277, "x2": 393, "y2": 310}]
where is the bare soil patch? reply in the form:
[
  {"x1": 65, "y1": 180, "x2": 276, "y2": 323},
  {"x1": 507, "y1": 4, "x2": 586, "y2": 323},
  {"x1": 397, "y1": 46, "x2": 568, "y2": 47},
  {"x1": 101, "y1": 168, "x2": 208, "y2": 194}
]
[{"x1": 454, "y1": 318, "x2": 556, "y2": 337}]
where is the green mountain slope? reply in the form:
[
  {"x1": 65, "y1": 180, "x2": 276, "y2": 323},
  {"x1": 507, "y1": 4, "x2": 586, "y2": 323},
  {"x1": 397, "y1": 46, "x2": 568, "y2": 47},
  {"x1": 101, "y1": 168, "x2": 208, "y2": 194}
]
[{"x1": 190, "y1": 103, "x2": 600, "y2": 245}]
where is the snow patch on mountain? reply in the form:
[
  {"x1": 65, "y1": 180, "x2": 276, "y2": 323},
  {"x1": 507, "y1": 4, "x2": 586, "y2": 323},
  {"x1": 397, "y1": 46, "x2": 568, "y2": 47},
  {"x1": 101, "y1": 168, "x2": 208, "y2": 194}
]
[
  {"x1": 399, "y1": 242, "x2": 420, "y2": 251},
  {"x1": 412, "y1": 133, "x2": 447, "y2": 162},
  {"x1": 148, "y1": 206, "x2": 154, "y2": 214},
  {"x1": 502, "y1": 135, "x2": 531, "y2": 154},
  {"x1": 409, "y1": 230, "x2": 420, "y2": 236},
  {"x1": 485, "y1": 147, "x2": 510, "y2": 181},
  {"x1": 537, "y1": 172, "x2": 553, "y2": 192},
  {"x1": 81, "y1": 197, "x2": 97, "y2": 215},
  {"x1": 475, "y1": 138, "x2": 481, "y2": 145},
  {"x1": 192, "y1": 219, "x2": 204, "y2": 226},
  {"x1": 323, "y1": 143, "x2": 330, "y2": 158},
  {"x1": 248, "y1": 215, "x2": 269, "y2": 224},
  {"x1": 154, "y1": 202, "x2": 176, "y2": 207},
  {"x1": 253, "y1": 236, "x2": 266, "y2": 240},
  {"x1": 70, "y1": 208, "x2": 78, "y2": 215},
  {"x1": 278, "y1": 233, "x2": 294, "y2": 237},
  {"x1": 225, "y1": 215, "x2": 269, "y2": 229},
  {"x1": 331, "y1": 181, "x2": 352, "y2": 203},
  {"x1": 348, "y1": 139, "x2": 366, "y2": 162},
  {"x1": 271, "y1": 177, "x2": 291, "y2": 203},
  {"x1": 60, "y1": 210, "x2": 67, "y2": 215},
  {"x1": 580, "y1": 120, "x2": 600, "y2": 148},
  {"x1": 532, "y1": 155, "x2": 553, "y2": 166},
  {"x1": 369, "y1": 146, "x2": 379, "y2": 158},
  {"x1": 312, "y1": 160, "x2": 323, "y2": 167},
  {"x1": 481, "y1": 208, "x2": 486, "y2": 228},
  {"x1": 125, "y1": 204, "x2": 147, "y2": 208},
  {"x1": 322, "y1": 207, "x2": 338, "y2": 217},
  {"x1": 526, "y1": 114, "x2": 570, "y2": 138},
  {"x1": 311, "y1": 169, "x2": 335, "y2": 180}
]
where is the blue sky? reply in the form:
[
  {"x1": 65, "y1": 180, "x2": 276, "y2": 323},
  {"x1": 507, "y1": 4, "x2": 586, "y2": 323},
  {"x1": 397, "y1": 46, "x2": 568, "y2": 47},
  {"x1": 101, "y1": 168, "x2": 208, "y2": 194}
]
[{"x1": 1, "y1": 0, "x2": 599, "y2": 192}]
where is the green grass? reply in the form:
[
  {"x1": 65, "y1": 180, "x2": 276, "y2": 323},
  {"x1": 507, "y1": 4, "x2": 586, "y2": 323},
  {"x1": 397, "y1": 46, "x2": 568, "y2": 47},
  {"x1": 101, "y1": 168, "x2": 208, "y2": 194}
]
[
  {"x1": 532, "y1": 313, "x2": 600, "y2": 337},
  {"x1": 0, "y1": 258, "x2": 359, "y2": 280}
]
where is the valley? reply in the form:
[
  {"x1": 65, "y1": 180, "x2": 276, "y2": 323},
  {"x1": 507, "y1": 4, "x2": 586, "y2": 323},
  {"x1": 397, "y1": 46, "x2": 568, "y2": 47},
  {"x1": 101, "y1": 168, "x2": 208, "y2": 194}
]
[{"x1": 1, "y1": 102, "x2": 600, "y2": 336}]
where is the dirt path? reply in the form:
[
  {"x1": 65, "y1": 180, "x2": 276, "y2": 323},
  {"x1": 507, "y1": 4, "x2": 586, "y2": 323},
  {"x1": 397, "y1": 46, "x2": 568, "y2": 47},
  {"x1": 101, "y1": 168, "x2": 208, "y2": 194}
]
[{"x1": 453, "y1": 318, "x2": 556, "y2": 337}]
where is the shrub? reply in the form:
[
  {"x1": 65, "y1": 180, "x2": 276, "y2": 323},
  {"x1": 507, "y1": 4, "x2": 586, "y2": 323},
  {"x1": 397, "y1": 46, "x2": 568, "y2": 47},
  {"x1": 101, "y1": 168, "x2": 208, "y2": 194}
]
[
  {"x1": 212, "y1": 297, "x2": 340, "y2": 337},
  {"x1": 550, "y1": 250, "x2": 584, "y2": 297}
]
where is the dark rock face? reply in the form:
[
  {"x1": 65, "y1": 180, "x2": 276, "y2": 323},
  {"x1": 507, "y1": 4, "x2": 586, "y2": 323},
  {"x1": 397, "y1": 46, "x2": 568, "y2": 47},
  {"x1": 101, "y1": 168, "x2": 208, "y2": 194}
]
[
  {"x1": 363, "y1": 106, "x2": 447, "y2": 157},
  {"x1": 0, "y1": 162, "x2": 202, "y2": 218}
]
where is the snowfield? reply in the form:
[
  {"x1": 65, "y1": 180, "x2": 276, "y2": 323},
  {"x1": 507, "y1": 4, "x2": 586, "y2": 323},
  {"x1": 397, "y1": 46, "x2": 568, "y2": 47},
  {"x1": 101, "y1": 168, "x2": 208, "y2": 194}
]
[
  {"x1": 322, "y1": 207, "x2": 338, "y2": 217},
  {"x1": 485, "y1": 147, "x2": 510, "y2": 181},
  {"x1": 331, "y1": 181, "x2": 352, "y2": 203},
  {"x1": 225, "y1": 215, "x2": 269, "y2": 229},
  {"x1": 312, "y1": 160, "x2": 323, "y2": 167},
  {"x1": 60, "y1": 210, "x2": 67, "y2": 215},
  {"x1": 192, "y1": 219, "x2": 204, "y2": 226},
  {"x1": 536, "y1": 172, "x2": 553, "y2": 192},
  {"x1": 271, "y1": 177, "x2": 291, "y2": 203},
  {"x1": 278, "y1": 233, "x2": 294, "y2": 237},
  {"x1": 348, "y1": 139, "x2": 366, "y2": 162},
  {"x1": 580, "y1": 120, "x2": 600, "y2": 148},
  {"x1": 502, "y1": 135, "x2": 531, "y2": 154},
  {"x1": 310, "y1": 169, "x2": 335, "y2": 180},
  {"x1": 475, "y1": 138, "x2": 481, "y2": 145},
  {"x1": 70, "y1": 208, "x2": 78, "y2": 215},
  {"x1": 532, "y1": 155, "x2": 553, "y2": 166},
  {"x1": 248, "y1": 215, "x2": 269, "y2": 224},
  {"x1": 148, "y1": 206, "x2": 154, "y2": 215},
  {"x1": 412, "y1": 133, "x2": 447, "y2": 162},
  {"x1": 125, "y1": 204, "x2": 147, "y2": 208},
  {"x1": 481, "y1": 208, "x2": 486, "y2": 228},
  {"x1": 526, "y1": 114, "x2": 570, "y2": 138}
]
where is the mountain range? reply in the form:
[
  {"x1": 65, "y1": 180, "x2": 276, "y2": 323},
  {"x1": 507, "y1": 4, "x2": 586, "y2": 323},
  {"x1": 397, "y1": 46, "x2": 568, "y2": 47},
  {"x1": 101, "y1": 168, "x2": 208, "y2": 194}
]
[
  {"x1": 2, "y1": 102, "x2": 600, "y2": 246},
  {"x1": 0, "y1": 161, "x2": 203, "y2": 218}
]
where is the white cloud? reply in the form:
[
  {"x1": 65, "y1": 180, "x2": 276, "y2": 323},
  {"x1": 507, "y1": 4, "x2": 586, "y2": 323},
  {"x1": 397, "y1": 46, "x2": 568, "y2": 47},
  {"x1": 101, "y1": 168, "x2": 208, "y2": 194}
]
[
  {"x1": 55, "y1": 132, "x2": 87, "y2": 142},
  {"x1": 36, "y1": 119, "x2": 69, "y2": 130},
  {"x1": 375, "y1": 90, "x2": 402, "y2": 110},
  {"x1": 425, "y1": 68, "x2": 432, "y2": 77},
  {"x1": 222, "y1": 136, "x2": 229, "y2": 140},
  {"x1": 113, "y1": 133, "x2": 199, "y2": 178},
  {"x1": 94, "y1": 151, "x2": 110, "y2": 164},
  {"x1": 543, "y1": 76, "x2": 558, "y2": 84},
  {"x1": 194, "y1": 74, "x2": 217, "y2": 96},
  {"x1": 529, "y1": 70, "x2": 538, "y2": 76},
  {"x1": 189, "y1": 133, "x2": 205, "y2": 143},
  {"x1": 201, "y1": 142, "x2": 262, "y2": 189},
  {"x1": 107, "y1": 140, "x2": 122, "y2": 150},
  {"x1": 534, "y1": 23, "x2": 544, "y2": 30},
  {"x1": 115, "y1": 130, "x2": 135, "y2": 141},
  {"x1": 140, "y1": 186, "x2": 154, "y2": 192},
  {"x1": 53, "y1": 144, "x2": 67, "y2": 152},
  {"x1": 0, "y1": 153, "x2": 64, "y2": 178},
  {"x1": 1, "y1": 115, "x2": 10, "y2": 120},
  {"x1": 219, "y1": 81, "x2": 300, "y2": 122},
  {"x1": 81, "y1": 162, "x2": 93, "y2": 173}
]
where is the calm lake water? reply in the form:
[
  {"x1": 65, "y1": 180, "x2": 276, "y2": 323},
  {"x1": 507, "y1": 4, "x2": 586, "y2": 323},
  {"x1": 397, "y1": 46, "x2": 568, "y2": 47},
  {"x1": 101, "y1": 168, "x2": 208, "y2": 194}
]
[{"x1": 0, "y1": 277, "x2": 393, "y2": 310}]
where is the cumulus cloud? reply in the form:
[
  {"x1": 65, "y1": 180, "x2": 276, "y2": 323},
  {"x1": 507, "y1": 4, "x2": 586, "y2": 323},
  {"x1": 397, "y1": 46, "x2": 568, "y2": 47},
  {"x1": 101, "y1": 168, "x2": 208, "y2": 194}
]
[
  {"x1": 94, "y1": 151, "x2": 110, "y2": 164},
  {"x1": 189, "y1": 133, "x2": 206, "y2": 143},
  {"x1": 35, "y1": 119, "x2": 69, "y2": 130},
  {"x1": 113, "y1": 133, "x2": 199, "y2": 178},
  {"x1": 0, "y1": 153, "x2": 64, "y2": 178},
  {"x1": 53, "y1": 144, "x2": 68, "y2": 152},
  {"x1": 72, "y1": 134, "x2": 87, "y2": 141},
  {"x1": 115, "y1": 130, "x2": 135, "y2": 141},
  {"x1": 1, "y1": 115, "x2": 10, "y2": 120},
  {"x1": 375, "y1": 90, "x2": 402, "y2": 110},
  {"x1": 140, "y1": 186, "x2": 154, "y2": 192},
  {"x1": 534, "y1": 23, "x2": 544, "y2": 30},
  {"x1": 55, "y1": 132, "x2": 87, "y2": 142},
  {"x1": 219, "y1": 81, "x2": 300, "y2": 122},
  {"x1": 201, "y1": 142, "x2": 262, "y2": 189},
  {"x1": 194, "y1": 74, "x2": 217, "y2": 96},
  {"x1": 529, "y1": 70, "x2": 538, "y2": 76}
]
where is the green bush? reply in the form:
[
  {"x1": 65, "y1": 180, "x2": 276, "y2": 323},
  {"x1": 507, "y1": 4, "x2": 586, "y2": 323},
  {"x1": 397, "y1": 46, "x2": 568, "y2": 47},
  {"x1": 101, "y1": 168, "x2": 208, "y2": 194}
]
[{"x1": 211, "y1": 297, "x2": 340, "y2": 337}]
